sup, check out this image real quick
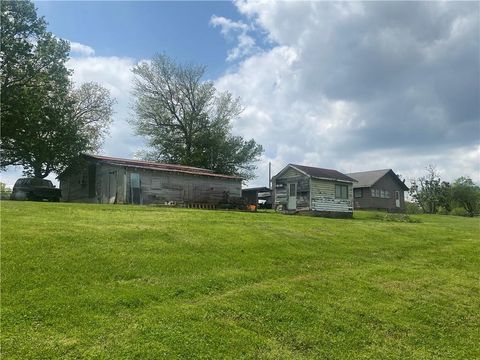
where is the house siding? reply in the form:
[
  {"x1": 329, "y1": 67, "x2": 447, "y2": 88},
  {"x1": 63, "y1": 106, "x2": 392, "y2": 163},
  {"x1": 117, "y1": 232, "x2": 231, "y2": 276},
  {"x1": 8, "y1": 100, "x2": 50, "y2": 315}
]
[
  {"x1": 353, "y1": 173, "x2": 406, "y2": 211},
  {"x1": 310, "y1": 179, "x2": 353, "y2": 213},
  {"x1": 272, "y1": 165, "x2": 354, "y2": 215},
  {"x1": 273, "y1": 167, "x2": 310, "y2": 210}
]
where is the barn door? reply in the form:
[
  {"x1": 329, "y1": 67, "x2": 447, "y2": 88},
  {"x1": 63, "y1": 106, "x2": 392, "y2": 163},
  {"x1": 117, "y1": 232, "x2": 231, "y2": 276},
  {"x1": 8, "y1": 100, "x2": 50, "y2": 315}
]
[
  {"x1": 108, "y1": 171, "x2": 117, "y2": 203},
  {"x1": 287, "y1": 183, "x2": 297, "y2": 210},
  {"x1": 101, "y1": 171, "x2": 117, "y2": 204},
  {"x1": 130, "y1": 173, "x2": 141, "y2": 204},
  {"x1": 395, "y1": 191, "x2": 400, "y2": 208}
]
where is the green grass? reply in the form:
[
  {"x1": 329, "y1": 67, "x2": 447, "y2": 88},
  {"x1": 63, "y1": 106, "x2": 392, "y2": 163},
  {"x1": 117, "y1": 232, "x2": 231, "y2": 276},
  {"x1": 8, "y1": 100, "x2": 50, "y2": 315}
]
[{"x1": 1, "y1": 201, "x2": 479, "y2": 359}]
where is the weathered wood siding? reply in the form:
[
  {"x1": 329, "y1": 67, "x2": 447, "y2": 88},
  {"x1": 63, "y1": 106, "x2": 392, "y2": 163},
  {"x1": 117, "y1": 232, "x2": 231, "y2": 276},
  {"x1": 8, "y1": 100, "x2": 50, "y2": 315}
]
[
  {"x1": 61, "y1": 161, "x2": 242, "y2": 205},
  {"x1": 273, "y1": 167, "x2": 310, "y2": 210},
  {"x1": 60, "y1": 163, "x2": 96, "y2": 203},
  {"x1": 310, "y1": 178, "x2": 353, "y2": 213},
  {"x1": 130, "y1": 168, "x2": 241, "y2": 205}
]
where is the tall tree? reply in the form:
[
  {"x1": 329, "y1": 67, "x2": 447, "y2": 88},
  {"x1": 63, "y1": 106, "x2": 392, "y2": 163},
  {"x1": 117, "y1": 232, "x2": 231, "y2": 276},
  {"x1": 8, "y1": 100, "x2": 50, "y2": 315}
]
[
  {"x1": 451, "y1": 177, "x2": 480, "y2": 217},
  {"x1": 131, "y1": 54, "x2": 263, "y2": 179},
  {"x1": 1, "y1": 1, "x2": 115, "y2": 178},
  {"x1": 71, "y1": 82, "x2": 116, "y2": 153},
  {"x1": 409, "y1": 165, "x2": 442, "y2": 214},
  {"x1": 1, "y1": 0, "x2": 73, "y2": 173}
]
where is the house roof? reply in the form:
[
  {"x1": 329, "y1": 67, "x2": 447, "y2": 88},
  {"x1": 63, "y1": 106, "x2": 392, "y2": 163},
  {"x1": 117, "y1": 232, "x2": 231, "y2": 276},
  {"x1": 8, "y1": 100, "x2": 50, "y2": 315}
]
[
  {"x1": 347, "y1": 169, "x2": 409, "y2": 190},
  {"x1": 84, "y1": 154, "x2": 242, "y2": 180},
  {"x1": 289, "y1": 164, "x2": 357, "y2": 183}
]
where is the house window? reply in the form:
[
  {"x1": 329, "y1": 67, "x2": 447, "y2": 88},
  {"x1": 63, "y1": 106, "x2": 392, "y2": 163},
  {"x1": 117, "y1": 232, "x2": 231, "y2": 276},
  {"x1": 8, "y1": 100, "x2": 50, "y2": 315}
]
[
  {"x1": 354, "y1": 188, "x2": 362, "y2": 198},
  {"x1": 380, "y1": 189, "x2": 385, "y2": 198},
  {"x1": 385, "y1": 190, "x2": 390, "y2": 198},
  {"x1": 371, "y1": 188, "x2": 376, "y2": 197},
  {"x1": 335, "y1": 184, "x2": 348, "y2": 199}
]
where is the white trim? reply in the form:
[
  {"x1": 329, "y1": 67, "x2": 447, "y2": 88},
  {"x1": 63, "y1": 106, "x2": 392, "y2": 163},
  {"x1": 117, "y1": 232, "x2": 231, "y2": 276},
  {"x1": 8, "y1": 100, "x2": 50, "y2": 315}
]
[{"x1": 312, "y1": 176, "x2": 354, "y2": 184}]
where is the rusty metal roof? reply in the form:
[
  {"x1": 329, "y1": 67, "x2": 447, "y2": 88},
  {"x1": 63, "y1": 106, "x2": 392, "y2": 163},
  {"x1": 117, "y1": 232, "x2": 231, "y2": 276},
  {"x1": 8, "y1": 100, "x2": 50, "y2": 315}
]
[{"x1": 84, "y1": 154, "x2": 242, "y2": 180}]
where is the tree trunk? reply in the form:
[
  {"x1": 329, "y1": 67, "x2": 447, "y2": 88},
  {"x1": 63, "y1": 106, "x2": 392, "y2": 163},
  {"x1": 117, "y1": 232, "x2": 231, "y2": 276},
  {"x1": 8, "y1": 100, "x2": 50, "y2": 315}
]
[{"x1": 33, "y1": 164, "x2": 48, "y2": 178}]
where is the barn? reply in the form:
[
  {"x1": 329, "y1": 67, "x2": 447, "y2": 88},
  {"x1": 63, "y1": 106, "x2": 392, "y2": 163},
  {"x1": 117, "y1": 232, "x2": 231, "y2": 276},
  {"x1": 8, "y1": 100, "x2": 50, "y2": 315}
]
[
  {"x1": 272, "y1": 164, "x2": 357, "y2": 217},
  {"x1": 59, "y1": 154, "x2": 242, "y2": 206}
]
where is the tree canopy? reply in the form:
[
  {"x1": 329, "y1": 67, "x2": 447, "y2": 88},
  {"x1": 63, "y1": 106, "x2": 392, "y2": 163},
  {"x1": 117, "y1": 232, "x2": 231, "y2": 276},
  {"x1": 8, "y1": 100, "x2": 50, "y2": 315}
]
[
  {"x1": 131, "y1": 54, "x2": 263, "y2": 180},
  {"x1": 451, "y1": 177, "x2": 480, "y2": 217},
  {"x1": 409, "y1": 165, "x2": 479, "y2": 216},
  {"x1": 0, "y1": 1, "x2": 114, "y2": 178}
]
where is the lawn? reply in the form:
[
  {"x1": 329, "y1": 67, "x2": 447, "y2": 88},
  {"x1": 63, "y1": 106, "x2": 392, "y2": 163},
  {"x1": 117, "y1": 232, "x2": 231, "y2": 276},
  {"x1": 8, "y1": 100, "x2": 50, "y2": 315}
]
[{"x1": 1, "y1": 201, "x2": 479, "y2": 359}]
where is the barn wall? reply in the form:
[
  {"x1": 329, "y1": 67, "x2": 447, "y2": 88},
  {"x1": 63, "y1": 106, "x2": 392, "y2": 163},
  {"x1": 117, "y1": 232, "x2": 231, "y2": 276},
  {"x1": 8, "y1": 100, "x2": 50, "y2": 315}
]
[
  {"x1": 95, "y1": 164, "x2": 125, "y2": 204},
  {"x1": 61, "y1": 161, "x2": 242, "y2": 205},
  {"x1": 125, "y1": 168, "x2": 241, "y2": 205},
  {"x1": 60, "y1": 163, "x2": 96, "y2": 203},
  {"x1": 310, "y1": 179, "x2": 353, "y2": 213}
]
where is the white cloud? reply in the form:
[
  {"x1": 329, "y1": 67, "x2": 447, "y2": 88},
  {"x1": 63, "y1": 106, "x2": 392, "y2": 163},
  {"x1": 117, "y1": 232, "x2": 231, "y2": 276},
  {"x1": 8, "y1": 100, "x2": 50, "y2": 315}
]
[
  {"x1": 210, "y1": 15, "x2": 258, "y2": 61},
  {"x1": 67, "y1": 55, "x2": 146, "y2": 158},
  {"x1": 69, "y1": 41, "x2": 95, "y2": 56},
  {"x1": 210, "y1": 15, "x2": 248, "y2": 35},
  {"x1": 214, "y1": 1, "x2": 479, "y2": 187}
]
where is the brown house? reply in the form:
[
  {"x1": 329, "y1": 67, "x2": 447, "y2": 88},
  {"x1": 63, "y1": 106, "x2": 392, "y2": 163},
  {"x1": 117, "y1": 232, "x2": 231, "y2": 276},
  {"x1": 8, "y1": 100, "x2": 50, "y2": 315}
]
[{"x1": 347, "y1": 169, "x2": 409, "y2": 212}]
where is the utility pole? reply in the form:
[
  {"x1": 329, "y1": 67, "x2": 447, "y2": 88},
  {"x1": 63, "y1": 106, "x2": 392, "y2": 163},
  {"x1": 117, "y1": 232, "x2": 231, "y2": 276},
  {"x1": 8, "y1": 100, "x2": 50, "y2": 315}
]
[{"x1": 268, "y1": 162, "x2": 272, "y2": 189}]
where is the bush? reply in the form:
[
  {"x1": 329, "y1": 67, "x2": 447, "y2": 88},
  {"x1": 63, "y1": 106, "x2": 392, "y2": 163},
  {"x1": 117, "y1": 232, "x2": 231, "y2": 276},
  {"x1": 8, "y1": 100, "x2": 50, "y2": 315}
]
[
  {"x1": 383, "y1": 213, "x2": 420, "y2": 223},
  {"x1": 451, "y1": 207, "x2": 469, "y2": 217},
  {"x1": 437, "y1": 206, "x2": 450, "y2": 215},
  {"x1": 370, "y1": 212, "x2": 421, "y2": 223},
  {"x1": 405, "y1": 201, "x2": 422, "y2": 214}
]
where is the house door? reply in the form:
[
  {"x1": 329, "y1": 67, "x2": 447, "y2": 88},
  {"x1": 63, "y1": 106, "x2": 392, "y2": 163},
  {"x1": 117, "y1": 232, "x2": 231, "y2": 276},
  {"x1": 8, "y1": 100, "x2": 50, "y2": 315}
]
[
  {"x1": 287, "y1": 183, "x2": 297, "y2": 210},
  {"x1": 395, "y1": 191, "x2": 400, "y2": 208}
]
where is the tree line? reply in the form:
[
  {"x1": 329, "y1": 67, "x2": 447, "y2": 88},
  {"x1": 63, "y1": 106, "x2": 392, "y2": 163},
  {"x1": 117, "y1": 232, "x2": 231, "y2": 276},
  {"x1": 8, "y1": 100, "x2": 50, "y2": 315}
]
[
  {"x1": 409, "y1": 165, "x2": 479, "y2": 217},
  {"x1": 0, "y1": 1, "x2": 262, "y2": 181}
]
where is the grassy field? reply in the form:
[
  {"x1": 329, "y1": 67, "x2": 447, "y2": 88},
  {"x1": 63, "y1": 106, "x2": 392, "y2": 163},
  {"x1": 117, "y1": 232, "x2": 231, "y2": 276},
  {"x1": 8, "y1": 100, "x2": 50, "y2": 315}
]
[{"x1": 1, "y1": 201, "x2": 479, "y2": 359}]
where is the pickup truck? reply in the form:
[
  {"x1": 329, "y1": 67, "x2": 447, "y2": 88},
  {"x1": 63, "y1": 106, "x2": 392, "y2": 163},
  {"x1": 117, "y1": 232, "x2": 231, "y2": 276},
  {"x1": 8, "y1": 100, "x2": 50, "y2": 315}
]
[{"x1": 10, "y1": 178, "x2": 61, "y2": 202}]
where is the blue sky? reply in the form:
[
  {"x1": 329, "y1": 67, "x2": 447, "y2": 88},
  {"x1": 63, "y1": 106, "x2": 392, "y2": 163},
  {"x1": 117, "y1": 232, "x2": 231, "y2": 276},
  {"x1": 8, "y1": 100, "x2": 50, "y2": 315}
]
[
  {"x1": 2, "y1": 1, "x2": 479, "y2": 188},
  {"x1": 35, "y1": 1, "x2": 248, "y2": 79}
]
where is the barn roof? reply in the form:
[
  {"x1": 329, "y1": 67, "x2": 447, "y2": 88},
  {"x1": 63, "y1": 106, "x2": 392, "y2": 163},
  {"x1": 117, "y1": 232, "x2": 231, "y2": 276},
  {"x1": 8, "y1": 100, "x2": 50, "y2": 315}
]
[
  {"x1": 241, "y1": 187, "x2": 271, "y2": 193},
  {"x1": 289, "y1": 164, "x2": 357, "y2": 183},
  {"x1": 84, "y1": 154, "x2": 242, "y2": 180},
  {"x1": 347, "y1": 169, "x2": 409, "y2": 190}
]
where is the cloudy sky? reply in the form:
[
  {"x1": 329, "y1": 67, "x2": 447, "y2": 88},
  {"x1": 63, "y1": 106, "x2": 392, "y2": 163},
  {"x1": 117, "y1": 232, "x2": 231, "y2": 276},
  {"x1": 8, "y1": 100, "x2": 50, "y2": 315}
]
[{"x1": 2, "y1": 1, "x2": 479, "y2": 188}]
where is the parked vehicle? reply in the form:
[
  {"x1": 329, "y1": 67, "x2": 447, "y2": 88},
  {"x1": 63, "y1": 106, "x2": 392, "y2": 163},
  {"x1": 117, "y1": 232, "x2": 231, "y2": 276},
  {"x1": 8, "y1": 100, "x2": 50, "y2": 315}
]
[{"x1": 10, "y1": 178, "x2": 61, "y2": 202}]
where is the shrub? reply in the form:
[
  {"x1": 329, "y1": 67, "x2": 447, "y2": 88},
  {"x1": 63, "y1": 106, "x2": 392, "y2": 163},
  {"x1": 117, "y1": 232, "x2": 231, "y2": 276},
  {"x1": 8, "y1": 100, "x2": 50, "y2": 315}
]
[
  {"x1": 437, "y1": 206, "x2": 450, "y2": 215},
  {"x1": 451, "y1": 207, "x2": 469, "y2": 217},
  {"x1": 383, "y1": 213, "x2": 421, "y2": 223},
  {"x1": 405, "y1": 201, "x2": 422, "y2": 214}
]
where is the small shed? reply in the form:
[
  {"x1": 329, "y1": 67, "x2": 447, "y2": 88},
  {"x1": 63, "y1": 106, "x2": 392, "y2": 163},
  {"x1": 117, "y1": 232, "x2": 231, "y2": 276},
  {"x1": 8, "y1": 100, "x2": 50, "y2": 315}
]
[
  {"x1": 241, "y1": 186, "x2": 272, "y2": 209},
  {"x1": 59, "y1": 154, "x2": 242, "y2": 206},
  {"x1": 272, "y1": 164, "x2": 357, "y2": 217}
]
